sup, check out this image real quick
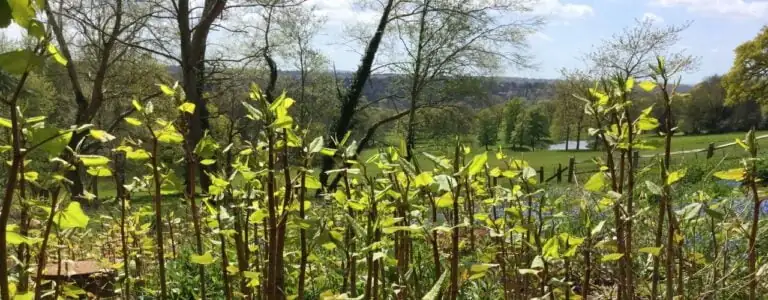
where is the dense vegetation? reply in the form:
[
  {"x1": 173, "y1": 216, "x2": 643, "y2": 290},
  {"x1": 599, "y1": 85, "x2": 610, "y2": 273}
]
[{"x1": 1, "y1": 1, "x2": 768, "y2": 300}]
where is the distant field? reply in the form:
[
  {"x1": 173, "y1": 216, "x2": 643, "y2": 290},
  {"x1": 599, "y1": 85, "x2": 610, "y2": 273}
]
[{"x1": 359, "y1": 130, "x2": 768, "y2": 175}]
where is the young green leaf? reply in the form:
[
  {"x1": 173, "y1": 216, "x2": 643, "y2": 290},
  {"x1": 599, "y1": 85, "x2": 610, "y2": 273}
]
[
  {"x1": 157, "y1": 84, "x2": 175, "y2": 96},
  {"x1": 667, "y1": 169, "x2": 687, "y2": 185},
  {"x1": 639, "y1": 247, "x2": 662, "y2": 256},
  {"x1": 585, "y1": 172, "x2": 606, "y2": 192},
  {"x1": 54, "y1": 202, "x2": 90, "y2": 229},
  {"x1": 436, "y1": 192, "x2": 454, "y2": 208},
  {"x1": 713, "y1": 168, "x2": 745, "y2": 181},
  {"x1": 78, "y1": 155, "x2": 110, "y2": 166},
  {"x1": 601, "y1": 253, "x2": 624, "y2": 262},
  {"x1": 414, "y1": 172, "x2": 434, "y2": 187},
  {"x1": 467, "y1": 152, "x2": 488, "y2": 176},
  {"x1": 47, "y1": 43, "x2": 68, "y2": 66},
  {"x1": 191, "y1": 252, "x2": 215, "y2": 265},
  {"x1": 178, "y1": 102, "x2": 196, "y2": 114},
  {"x1": 638, "y1": 80, "x2": 657, "y2": 92}
]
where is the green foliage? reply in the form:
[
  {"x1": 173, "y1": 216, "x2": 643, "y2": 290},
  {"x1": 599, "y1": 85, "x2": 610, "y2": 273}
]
[{"x1": 724, "y1": 26, "x2": 768, "y2": 106}]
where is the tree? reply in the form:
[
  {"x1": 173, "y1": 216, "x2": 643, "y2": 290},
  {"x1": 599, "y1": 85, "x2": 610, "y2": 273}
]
[
  {"x1": 44, "y1": 0, "x2": 156, "y2": 198},
  {"x1": 476, "y1": 107, "x2": 502, "y2": 150},
  {"x1": 723, "y1": 26, "x2": 768, "y2": 107},
  {"x1": 512, "y1": 106, "x2": 549, "y2": 150},
  {"x1": 502, "y1": 98, "x2": 523, "y2": 148}
]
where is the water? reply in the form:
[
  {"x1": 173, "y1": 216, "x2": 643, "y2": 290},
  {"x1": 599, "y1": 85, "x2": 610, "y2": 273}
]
[{"x1": 548, "y1": 140, "x2": 589, "y2": 151}]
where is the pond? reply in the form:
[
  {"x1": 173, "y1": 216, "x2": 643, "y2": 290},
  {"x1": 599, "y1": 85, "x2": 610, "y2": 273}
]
[{"x1": 548, "y1": 140, "x2": 590, "y2": 151}]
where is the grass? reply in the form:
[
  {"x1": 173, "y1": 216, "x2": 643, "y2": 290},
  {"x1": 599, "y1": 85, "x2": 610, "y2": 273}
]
[{"x1": 360, "y1": 130, "x2": 768, "y2": 175}]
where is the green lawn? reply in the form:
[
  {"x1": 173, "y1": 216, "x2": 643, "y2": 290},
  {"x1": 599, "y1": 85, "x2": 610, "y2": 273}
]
[{"x1": 360, "y1": 130, "x2": 768, "y2": 176}]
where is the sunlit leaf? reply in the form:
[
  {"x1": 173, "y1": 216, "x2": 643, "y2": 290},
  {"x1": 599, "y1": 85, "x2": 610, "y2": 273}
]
[
  {"x1": 467, "y1": 152, "x2": 487, "y2": 176},
  {"x1": 585, "y1": 172, "x2": 606, "y2": 192},
  {"x1": 0, "y1": 50, "x2": 42, "y2": 74},
  {"x1": 713, "y1": 168, "x2": 745, "y2": 181},
  {"x1": 601, "y1": 253, "x2": 624, "y2": 262},
  {"x1": 78, "y1": 155, "x2": 110, "y2": 166},
  {"x1": 436, "y1": 192, "x2": 454, "y2": 208},
  {"x1": 178, "y1": 102, "x2": 195, "y2": 114},
  {"x1": 308, "y1": 136, "x2": 324, "y2": 153},
  {"x1": 190, "y1": 252, "x2": 215, "y2": 265},
  {"x1": 414, "y1": 172, "x2": 434, "y2": 188},
  {"x1": 157, "y1": 84, "x2": 175, "y2": 96},
  {"x1": 46, "y1": 43, "x2": 68, "y2": 66},
  {"x1": 638, "y1": 81, "x2": 657, "y2": 92},
  {"x1": 89, "y1": 129, "x2": 115, "y2": 142},
  {"x1": 54, "y1": 202, "x2": 89, "y2": 229},
  {"x1": 667, "y1": 169, "x2": 686, "y2": 185},
  {"x1": 639, "y1": 247, "x2": 662, "y2": 256}
]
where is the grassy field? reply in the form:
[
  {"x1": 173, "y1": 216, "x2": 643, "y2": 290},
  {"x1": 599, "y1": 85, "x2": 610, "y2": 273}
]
[{"x1": 361, "y1": 130, "x2": 768, "y2": 175}]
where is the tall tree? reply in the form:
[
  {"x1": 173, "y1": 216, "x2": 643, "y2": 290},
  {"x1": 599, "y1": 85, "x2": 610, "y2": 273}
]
[
  {"x1": 389, "y1": 0, "x2": 539, "y2": 159},
  {"x1": 44, "y1": 0, "x2": 154, "y2": 198},
  {"x1": 503, "y1": 98, "x2": 523, "y2": 148},
  {"x1": 724, "y1": 26, "x2": 768, "y2": 107}
]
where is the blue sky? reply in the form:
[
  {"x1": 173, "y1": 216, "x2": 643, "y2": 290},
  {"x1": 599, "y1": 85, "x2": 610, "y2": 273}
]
[
  {"x1": 2, "y1": 0, "x2": 764, "y2": 84},
  {"x1": 308, "y1": 0, "x2": 768, "y2": 84}
]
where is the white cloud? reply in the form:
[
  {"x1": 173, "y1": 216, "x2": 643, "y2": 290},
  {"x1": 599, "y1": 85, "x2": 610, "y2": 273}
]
[
  {"x1": 641, "y1": 12, "x2": 665, "y2": 23},
  {"x1": 651, "y1": 0, "x2": 768, "y2": 18},
  {"x1": 531, "y1": 0, "x2": 595, "y2": 19}
]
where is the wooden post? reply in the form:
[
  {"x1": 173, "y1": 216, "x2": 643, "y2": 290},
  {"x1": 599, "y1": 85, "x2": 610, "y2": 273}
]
[
  {"x1": 568, "y1": 157, "x2": 575, "y2": 183},
  {"x1": 707, "y1": 143, "x2": 715, "y2": 159},
  {"x1": 633, "y1": 151, "x2": 640, "y2": 169},
  {"x1": 557, "y1": 163, "x2": 563, "y2": 183},
  {"x1": 539, "y1": 166, "x2": 544, "y2": 183}
]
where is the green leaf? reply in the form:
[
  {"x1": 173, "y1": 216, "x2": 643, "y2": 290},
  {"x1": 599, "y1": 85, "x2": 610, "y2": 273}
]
[
  {"x1": 241, "y1": 101, "x2": 263, "y2": 120},
  {"x1": 7, "y1": 231, "x2": 40, "y2": 245},
  {"x1": 713, "y1": 168, "x2": 745, "y2": 181},
  {"x1": 434, "y1": 175, "x2": 457, "y2": 192},
  {"x1": 157, "y1": 84, "x2": 175, "y2": 96},
  {"x1": 636, "y1": 116, "x2": 660, "y2": 131},
  {"x1": 28, "y1": 128, "x2": 71, "y2": 156},
  {"x1": 585, "y1": 172, "x2": 606, "y2": 192},
  {"x1": 200, "y1": 159, "x2": 216, "y2": 166},
  {"x1": 156, "y1": 127, "x2": 184, "y2": 144},
  {"x1": 8, "y1": 0, "x2": 33, "y2": 28},
  {"x1": 0, "y1": 118, "x2": 11, "y2": 128},
  {"x1": 78, "y1": 155, "x2": 110, "y2": 166},
  {"x1": 248, "y1": 209, "x2": 267, "y2": 224},
  {"x1": 422, "y1": 270, "x2": 448, "y2": 300},
  {"x1": 54, "y1": 202, "x2": 90, "y2": 229},
  {"x1": 677, "y1": 202, "x2": 703, "y2": 221},
  {"x1": 489, "y1": 167, "x2": 502, "y2": 177},
  {"x1": 190, "y1": 252, "x2": 215, "y2": 265},
  {"x1": 591, "y1": 220, "x2": 606, "y2": 236},
  {"x1": 667, "y1": 169, "x2": 686, "y2": 185},
  {"x1": 414, "y1": 172, "x2": 434, "y2": 188},
  {"x1": 0, "y1": 50, "x2": 42, "y2": 74},
  {"x1": 131, "y1": 99, "x2": 143, "y2": 111},
  {"x1": 320, "y1": 148, "x2": 336, "y2": 157},
  {"x1": 704, "y1": 207, "x2": 725, "y2": 220},
  {"x1": 645, "y1": 181, "x2": 662, "y2": 195},
  {"x1": 625, "y1": 76, "x2": 635, "y2": 92},
  {"x1": 270, "y1": 115, "x2": 293, "y2": 129},
  {"x1": 601, "y1": 253, "x2": 624, "y2": 262},
  {"x1": 13, "y1": 292, "x2": 33, "y2": 300},
  {"x1": 178, "y1": 102, "x2": 195, "y2": 114},
  {"x1": 436, "y1": 192, "x2": 454, "y2": 208},
  {"x1": 470, "y1": 264, "x2": 498, "y2": 273},
  {"x1": 89, "y1": 129, "x2": 115, "y2": 142},
  {"x1": 86, "y1": 167, "x2": 112, "y2": 177},
  {"x1": 304, "y1": 175, "x2": 321, "y2": 189},
  {"x1": 639, "y1": 247, "x2": 662, "y2": 256},
  {"x1": 638, "y1": 81, "x2": 657, "y2": 92},
  {"x1": 0, "y1": 0, "x2": 11, "y2": 28},
  {"x1": 467, "y1": 152, "x2": 488, "y2": 176},
  {"x1": 589, "y1": 88, "x2": 609, "y2": 105},
  {"x1": 123, "y1": 117, "x2": 142, "y2": 126},
  {"x1": 542, "y1": 236, "x2": 560, "y2": 258},
  {"x1": 46, "y1": 43, "x2": 68, "y2": 66},
  {"x1": 308, "y1": 136, "x2": 323, "y2": 153}
]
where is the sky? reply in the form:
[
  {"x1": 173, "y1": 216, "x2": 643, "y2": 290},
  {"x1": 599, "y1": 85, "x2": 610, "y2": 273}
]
[
  {"x1": 2, "y1": 0, "x2": 765, "y2": 84},
  {"x1": 305, "y1": 0, "x2": 768, "y2": 83}
]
